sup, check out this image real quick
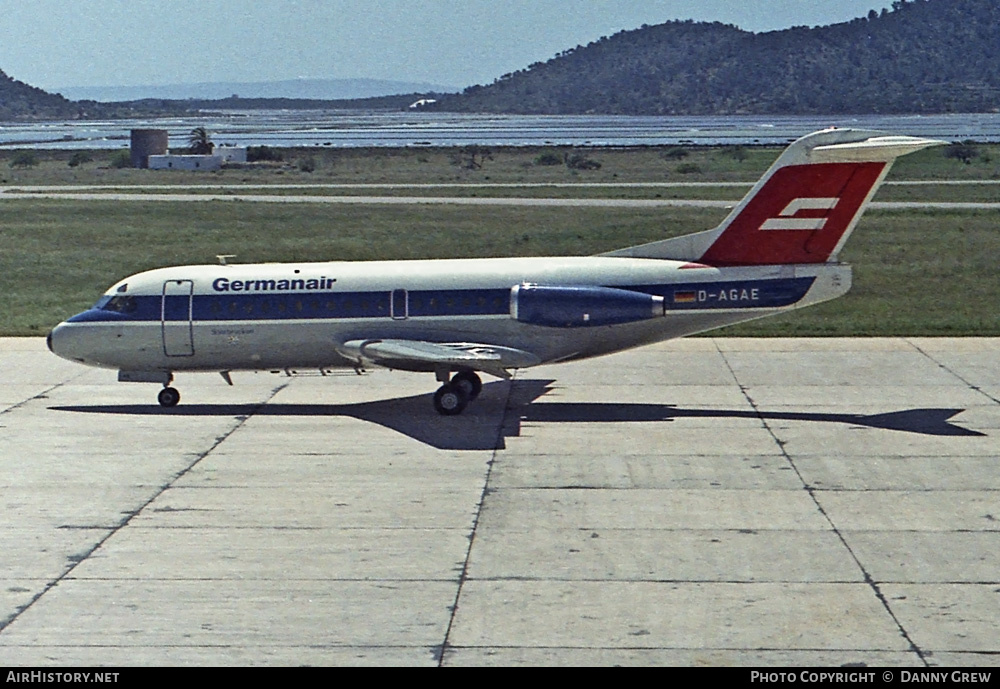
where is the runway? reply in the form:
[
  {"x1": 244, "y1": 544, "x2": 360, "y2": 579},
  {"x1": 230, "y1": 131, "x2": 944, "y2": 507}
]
[{"x1": 0, "y1": 337, "x2": 997, "y2": 666}]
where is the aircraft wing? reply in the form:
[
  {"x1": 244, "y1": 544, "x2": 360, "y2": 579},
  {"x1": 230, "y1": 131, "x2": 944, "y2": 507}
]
[{"x1": 336, "y1": 339, "x2": 541, "y2": 379}]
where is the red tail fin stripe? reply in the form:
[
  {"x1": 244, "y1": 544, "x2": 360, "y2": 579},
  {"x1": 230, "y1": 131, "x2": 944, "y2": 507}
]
[{"x1": 698, "y1": 162, "x2": 886, "y2": 266}]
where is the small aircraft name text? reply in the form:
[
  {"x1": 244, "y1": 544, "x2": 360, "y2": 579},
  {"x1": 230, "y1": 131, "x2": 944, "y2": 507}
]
[{"x1": 213, "y1": 277, "x2": 338, "y2": 293}]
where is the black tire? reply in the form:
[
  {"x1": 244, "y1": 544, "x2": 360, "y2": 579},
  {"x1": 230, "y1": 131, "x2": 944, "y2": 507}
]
[
  {"x1": 451, "y1": 370, "x2": 483, "y2": 400},
  {"x1": 158, "y1": 387, "x2": 181, "y2": 408},
  {"x1": 433, "y1": 384, "x2": 468, "y2": 416}
]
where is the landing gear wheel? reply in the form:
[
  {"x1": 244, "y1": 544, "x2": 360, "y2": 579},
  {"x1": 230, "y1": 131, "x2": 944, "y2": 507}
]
[
  {"x1": 158, "y1": 386, "x2": 181, "y2": 408},
  {"x1": 451, "y1": 371, "x2": 483, "y2": 401},
  {"x1": 433, "y1": 384, "x2": 468, "y2": 416}
]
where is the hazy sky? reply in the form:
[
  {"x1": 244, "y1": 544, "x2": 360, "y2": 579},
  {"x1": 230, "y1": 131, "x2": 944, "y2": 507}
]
[{"x1": 0, "y1": 1, "x2": 895, "y2": 90}]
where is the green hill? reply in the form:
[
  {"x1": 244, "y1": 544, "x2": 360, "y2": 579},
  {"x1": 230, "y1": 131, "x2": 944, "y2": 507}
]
[
  {"x1": 0, "y1": 69, "x2": 192, "y2": 120},
  {"x1": 0, "y1": 69, "x2": 87, "y2": 120},
  {"x1": 433, "y1": 0, "x2": 1000, "y2": 115}
]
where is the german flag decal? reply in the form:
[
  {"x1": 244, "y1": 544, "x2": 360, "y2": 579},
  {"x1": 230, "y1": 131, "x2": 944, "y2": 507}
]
[{"x1": 674, "y1": 290, "x2": 697, "y2": 304}]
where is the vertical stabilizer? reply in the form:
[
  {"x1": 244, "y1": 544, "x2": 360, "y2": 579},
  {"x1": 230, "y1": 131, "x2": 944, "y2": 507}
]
[{"x1": 602, "y1": 129, "x2": 944, "y2": 265}]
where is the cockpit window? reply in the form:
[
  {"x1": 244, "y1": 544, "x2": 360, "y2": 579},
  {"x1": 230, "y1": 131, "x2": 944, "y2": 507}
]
[{"x1": 102, "y1": 296, "x2": 138, "y2": 313}]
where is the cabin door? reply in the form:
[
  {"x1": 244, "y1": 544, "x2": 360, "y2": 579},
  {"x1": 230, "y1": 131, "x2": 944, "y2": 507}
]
[
  {"x1": 391, "y1": 289, "x2": 408, "y2": 320},
  {"x1": 161, "y1": 279, "x2": 195, "y2": 357}
]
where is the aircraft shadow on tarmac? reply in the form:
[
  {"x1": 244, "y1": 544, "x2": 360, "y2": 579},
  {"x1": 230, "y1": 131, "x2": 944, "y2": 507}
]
[{"x1": 51, "y1": 379, "x2": 985, "y2": 451}]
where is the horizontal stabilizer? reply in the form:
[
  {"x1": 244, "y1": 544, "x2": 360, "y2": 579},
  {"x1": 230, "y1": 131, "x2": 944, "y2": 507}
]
[{"x1": 810, "y1": 135, "x2": 946, "y2": 163}]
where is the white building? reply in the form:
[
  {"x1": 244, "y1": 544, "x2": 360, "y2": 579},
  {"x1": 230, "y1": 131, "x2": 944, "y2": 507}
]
[
  {"x1": 215, "y1": 146, "x2": 247, "y2": 163},
  {"x1": 148, "y1": 154, "x2": 223, "y2": 171},
  {"x1": 147, "y1": 147, "x2": 246, "y2": 171}
]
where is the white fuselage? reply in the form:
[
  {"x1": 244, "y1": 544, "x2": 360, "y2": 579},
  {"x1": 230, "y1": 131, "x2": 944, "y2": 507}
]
[{"x1": 49, "y1": 255, "x2": 850, "y2": 375}]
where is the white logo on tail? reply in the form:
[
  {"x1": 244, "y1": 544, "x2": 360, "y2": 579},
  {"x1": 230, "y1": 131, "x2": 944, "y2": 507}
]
[{"x1": 760, "y1": 197, "x2": 839, "y2": 231}]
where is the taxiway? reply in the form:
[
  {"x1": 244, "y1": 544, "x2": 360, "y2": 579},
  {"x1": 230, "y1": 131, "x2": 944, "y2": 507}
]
[{"x1": 0, "y1": 337, "x2": 997, "y2": 666}]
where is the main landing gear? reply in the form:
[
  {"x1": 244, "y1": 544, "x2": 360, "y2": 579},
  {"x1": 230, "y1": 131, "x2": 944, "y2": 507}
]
[
  {"x1": 157, "y1": 386, "x2": 180, "y2": 408},
  {"x1": 433, "y1": 370, "x2": 482, "y2": 416}
]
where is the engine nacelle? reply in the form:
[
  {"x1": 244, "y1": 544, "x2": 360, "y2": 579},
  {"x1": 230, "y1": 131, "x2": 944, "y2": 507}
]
[{"x1": 510, "y1": 284, "x2": 665, "y2": 328}]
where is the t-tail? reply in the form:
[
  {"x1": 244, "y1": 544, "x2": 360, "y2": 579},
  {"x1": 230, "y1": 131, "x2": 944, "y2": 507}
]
[{"x1": 604, "y1": 129, "x2": 944, "y2": 265}]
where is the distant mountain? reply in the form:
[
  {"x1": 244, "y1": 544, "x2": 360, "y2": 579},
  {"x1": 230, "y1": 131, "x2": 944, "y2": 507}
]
[
  {"x1": 432, "y1": 0, "x2": 1000, "y2": 115},
  {"x1": 121, "y1": 92, "x2": 448, "y2": 112},
  {"x1": 56, "y1": 77, "x2": 459, "y2": 103}
]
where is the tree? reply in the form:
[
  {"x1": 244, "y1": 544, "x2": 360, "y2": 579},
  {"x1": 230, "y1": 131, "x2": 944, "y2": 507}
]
[
  {"x1": 452, "y1": 145, "x2": 493, "y2": 170},
  {"x1": 188, "y1": 127, "x2": 214, "y2": 155},
  {"x1": 944, "y1": 141, "x2": 980, "y2": 164}
]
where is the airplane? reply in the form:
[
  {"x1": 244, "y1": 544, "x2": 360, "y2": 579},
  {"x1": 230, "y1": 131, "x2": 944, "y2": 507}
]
[{"x1": 48, "y1": 128, "x2": 943, "y2": 415}]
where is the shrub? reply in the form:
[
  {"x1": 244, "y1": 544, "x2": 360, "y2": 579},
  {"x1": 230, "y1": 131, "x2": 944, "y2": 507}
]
[
  {"x1": 110, "y1": 151, "x2": 132, "y2": 169},
  {"x1": 565, "y1": 152, "x2": 601, "y2": 170},
  {"x1": 9, "y1": 151, "x2": 37, "y2": 169},
  {"x1": 675, "y1": 163, "x2": 702, "y2": 174},
  {"x1": 247, "y1": 145, "x2": 283, "y2": 162},
  {"x1": 534, "y1": 151, "x2": 563, "y2": 166},
  {"x1": 68, "y1": 152, "x2": 93, "y2": 168}
]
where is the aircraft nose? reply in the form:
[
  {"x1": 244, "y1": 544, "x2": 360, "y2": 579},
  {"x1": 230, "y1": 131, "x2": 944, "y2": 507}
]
[
  {"x1": 48, "y1": 322, "x2": 85, "y2": 363},
  {"x1": 48, "y1": 322, "x2": 68, "y2": 359}
]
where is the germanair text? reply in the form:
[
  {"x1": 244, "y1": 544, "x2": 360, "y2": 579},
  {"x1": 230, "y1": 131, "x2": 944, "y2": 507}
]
[{"x1": 212, "y1": 276, "x2": 337, "y2": 293}]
